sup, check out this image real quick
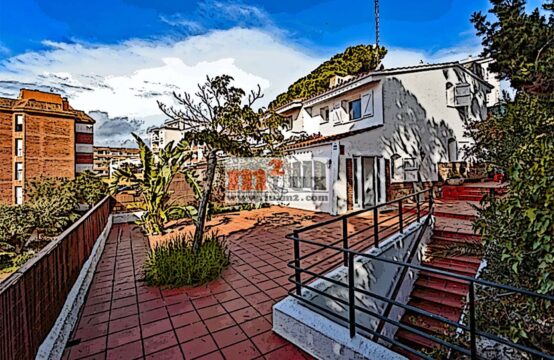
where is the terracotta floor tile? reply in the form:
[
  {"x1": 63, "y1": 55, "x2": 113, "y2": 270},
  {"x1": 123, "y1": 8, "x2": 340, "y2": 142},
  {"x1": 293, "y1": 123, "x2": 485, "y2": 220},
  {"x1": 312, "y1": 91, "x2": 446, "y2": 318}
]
[
  {"x1": 230, "y1": 307, "x2": 261, "y2": 324},
  {"x1": 192, "y1": 295, "x2": 218, "y2": 309},
  {"x1": 107, "y1": 326, "x2": 141, "y2": 349},
  {"x1": 142, "y1": 318, "x2": 174, "y2": 339},
  {"x1": 109, "y1": 304, "x2": 138, "y2": 320},
  {"x1": 204, "y1": 314, "x2": 236, "y2": 332},
  {"x1": 143, "y1": 331, "x2": 179, "y2": 355},
  {"x1": 264, "y1": 344, "x2": 311, "y2": 359},
  {"x1": 108, "y1": 315, "x2": 139, "y2": 334},
  {"x1": 211, "y1": 326, "x2": 247, "y2": 349},
  {"x1": 251, "y1": 331, "x2": 287, "y2": 354},
  {"x1": 171, "y1": 310, "x2": 201, "y2": 328},
  {"x1": 197, "y1": 304, "x2": 227, "y2": 320},
  {"x1": 73, "y1": 322, "x2": 109, "y2": 342},
  {"x1": 194, "y1": 350, "x2": 224, "y2": 360},
  {"x1": 239, "y1": 317, "x2": 272, "y2": 338},
  {"x1": 221, "y1": 298, "x2": 249, "y2": 313},
  {"x1": 175, "y1": 320, "x2": 209, "y2": 343},
  {"x1": 181, "y1": 335, "x2": 218, "y2": 359},
  {"x1": 106, "y1": 339, "x2": 143, "y2": 360},
  {"x1": 220, "y1": 340, "x2": 261, "y2": 360},
  {"x1": 67, "y1": 336, "x2": 106, "y2": 359},
  {"x1": 145, "y1": 345, "x2": 184, "y2": 360},
  {"x1": 140, "y1": 307, "x2": 169, "y2": 325}
]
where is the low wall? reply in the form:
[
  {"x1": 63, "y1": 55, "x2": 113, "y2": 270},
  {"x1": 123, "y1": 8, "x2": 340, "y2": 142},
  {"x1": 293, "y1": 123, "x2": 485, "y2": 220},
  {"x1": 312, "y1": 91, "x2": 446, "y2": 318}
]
[
  {"x1": 0, "y1": 196, "x2": 114, "y2": 360},
  {"x1": 438, "y1": 162, "x2": 487, "y2": 182},
  {"x1": 273, "y1": 216, "x2": 433, "y2": 358}
]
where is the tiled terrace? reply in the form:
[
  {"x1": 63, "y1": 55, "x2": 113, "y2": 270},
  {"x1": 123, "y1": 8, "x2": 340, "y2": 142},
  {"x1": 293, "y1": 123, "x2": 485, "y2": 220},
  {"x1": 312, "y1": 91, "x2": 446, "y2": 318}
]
[{"x1": 63, "y1": 202, "x2": 438, "y2": 360}]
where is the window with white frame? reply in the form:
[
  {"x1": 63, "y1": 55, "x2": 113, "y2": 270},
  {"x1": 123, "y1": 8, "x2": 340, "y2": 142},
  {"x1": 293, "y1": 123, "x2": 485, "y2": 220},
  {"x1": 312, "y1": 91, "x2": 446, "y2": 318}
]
[
  {"x1": 348, "y1": 98, "x2": 362, "y2": 120},
  {"x1": 15, "y1": 186, "x2": 23, "y2": 205},
  {"x1": 15, "y1": 162, "x2": 23, "y2": 181},
  {"x1": 290, "y1": 160, "x2": 327, "y2": 191},
  {"x1": 15, "y1": 115, "x2": 23, "y2": 132},
  {"x1": 320, "y1": 107, "x2": 329, "y2": 124},
  {"x1": 391, "y1": 154, "x2": 403, "y2": 182},
  {"x1": 283, "y1": 116, "x2": 293, "y2": 131},
  {"x1": 15, "y1": 139, "x2": 23, "y2": 157}
]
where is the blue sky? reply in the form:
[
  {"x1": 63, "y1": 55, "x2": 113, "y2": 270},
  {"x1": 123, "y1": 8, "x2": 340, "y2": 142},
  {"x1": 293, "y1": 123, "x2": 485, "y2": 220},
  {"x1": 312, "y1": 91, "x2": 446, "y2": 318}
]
[
  {"x1": 0, "y1": 0, "x2": 545, "y2": 146},
  {"x1": 1, "y1": 0, "x2": 495, "y2": 59}
]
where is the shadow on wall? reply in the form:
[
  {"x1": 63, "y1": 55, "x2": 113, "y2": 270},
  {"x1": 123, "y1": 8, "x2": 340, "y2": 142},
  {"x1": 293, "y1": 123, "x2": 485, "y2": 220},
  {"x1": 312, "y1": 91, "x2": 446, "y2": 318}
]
[{"x1": 380, "y1": 77, "x2": 456, "y2": 183}]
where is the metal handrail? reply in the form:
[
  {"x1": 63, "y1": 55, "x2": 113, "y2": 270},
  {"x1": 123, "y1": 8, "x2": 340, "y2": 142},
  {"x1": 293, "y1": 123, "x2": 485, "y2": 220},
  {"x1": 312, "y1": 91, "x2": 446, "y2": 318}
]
[{"x1": 287, "y1": 189, "x2": 554, "y2": 360}]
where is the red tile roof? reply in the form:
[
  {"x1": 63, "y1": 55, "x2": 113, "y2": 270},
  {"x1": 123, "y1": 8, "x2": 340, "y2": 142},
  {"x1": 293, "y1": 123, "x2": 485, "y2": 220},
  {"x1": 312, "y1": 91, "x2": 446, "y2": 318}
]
[{"x1": 281, "y1": 125, "x2": 382, "y2": 151}]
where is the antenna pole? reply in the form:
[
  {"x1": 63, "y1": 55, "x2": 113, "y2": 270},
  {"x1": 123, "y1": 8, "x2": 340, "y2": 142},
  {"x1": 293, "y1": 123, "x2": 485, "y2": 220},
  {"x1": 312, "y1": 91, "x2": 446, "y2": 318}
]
[{"x1": 374, "y1": 0, "x2": 380, "y2": 47}]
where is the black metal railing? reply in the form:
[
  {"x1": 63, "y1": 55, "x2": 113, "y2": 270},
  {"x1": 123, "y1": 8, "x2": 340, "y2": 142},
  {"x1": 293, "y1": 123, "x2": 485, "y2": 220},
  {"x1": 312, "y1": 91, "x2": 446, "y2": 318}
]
[{"x1": 286, "y1": 189, "x2": 554, "y2": 360}]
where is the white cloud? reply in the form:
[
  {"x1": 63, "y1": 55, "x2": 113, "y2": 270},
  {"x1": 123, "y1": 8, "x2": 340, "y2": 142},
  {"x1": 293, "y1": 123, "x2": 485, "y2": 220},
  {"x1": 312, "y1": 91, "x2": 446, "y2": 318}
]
[
  {"x1": 383, "y1": 44, "x2": 483, "y2": 68},
  {"x1": 0, "y1": 28, "x2": 321, "y2": 145}
]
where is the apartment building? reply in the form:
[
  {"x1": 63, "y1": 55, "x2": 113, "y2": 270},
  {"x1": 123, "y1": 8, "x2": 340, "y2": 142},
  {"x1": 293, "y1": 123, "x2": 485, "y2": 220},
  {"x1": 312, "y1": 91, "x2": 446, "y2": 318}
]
[
  {"x1": 149, "y1": 118, "x2": 205, "y2": 162},
  {"x1": 93, "y1": 146, "x2": 141, "y2": 177},
  {"x1": 0, "y1": 89, "x2": 94, "y2": 204},
  {"x1": 273, "y1": 59, "x2": 498, "y2": 214}
]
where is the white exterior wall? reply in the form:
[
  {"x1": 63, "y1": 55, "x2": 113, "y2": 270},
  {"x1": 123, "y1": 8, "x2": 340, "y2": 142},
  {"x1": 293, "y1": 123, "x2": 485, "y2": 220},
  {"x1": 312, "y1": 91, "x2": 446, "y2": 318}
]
[{"x1": 279, "y1": 65, "x2": 490, "y2": 215}]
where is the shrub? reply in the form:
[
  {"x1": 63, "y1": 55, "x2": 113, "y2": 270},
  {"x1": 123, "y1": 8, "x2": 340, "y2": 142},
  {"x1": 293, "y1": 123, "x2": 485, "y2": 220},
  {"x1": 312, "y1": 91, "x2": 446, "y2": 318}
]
[
  {"x1": 0, "y1": 204, "x2": 37, "y2": 254},
  {"x1": 74, "y1": 170, "x2": 108, "y2": 206},
  {"x1": 144, "y1": 233, "x2": 230, "y2": 287}
]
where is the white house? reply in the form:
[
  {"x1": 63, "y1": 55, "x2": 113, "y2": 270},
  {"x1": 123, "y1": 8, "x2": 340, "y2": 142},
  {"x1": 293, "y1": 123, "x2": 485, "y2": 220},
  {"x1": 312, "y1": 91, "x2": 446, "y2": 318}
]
[
  {"x1": 148, "y1": 118, "x2": 204, "y2": 161},
  {"x1": 274, "y1": 60, "x2": 497, "y2": 215}
]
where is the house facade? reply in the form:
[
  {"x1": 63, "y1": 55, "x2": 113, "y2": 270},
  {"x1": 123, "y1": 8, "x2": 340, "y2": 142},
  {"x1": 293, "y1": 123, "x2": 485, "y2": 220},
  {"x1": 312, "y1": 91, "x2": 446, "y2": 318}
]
[
  {"x1": 275, "y1": 60, "x2": 496, "y2": 214},
  {"x1": 0, "y1": 89, "x2": 94, "y2": 204}
]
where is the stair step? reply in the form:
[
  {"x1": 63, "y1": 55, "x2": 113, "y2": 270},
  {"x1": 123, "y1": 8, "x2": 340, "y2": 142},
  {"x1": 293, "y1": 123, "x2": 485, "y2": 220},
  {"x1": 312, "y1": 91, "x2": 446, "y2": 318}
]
[
  {"x1": 411, "y1": 287, "x2": 465, "y2": 308},
  {"x1": 424, "y1": 253, "x2": 482, "y2": 266},
  {"x1": 425, "y1": 258, "x2": 479, "y2": 275},
  {"x1": 419, "y1": 270, "x2": 469, "y2": 286},
  {"x1": 396, "y1": 329, "x2": 441, "y2": 351},
  {"x1": 432, "y1": 231, "x2": 481, "y2": 242},
  {"x1": 415, "y1": 277, "x2": 469, "y2": 296},
  {"x1": 401, "y1": 311, "x2": 457, "y2": 335},
  {"x1": 408, "y1": 298, "x2": 462, "y2": 323}
]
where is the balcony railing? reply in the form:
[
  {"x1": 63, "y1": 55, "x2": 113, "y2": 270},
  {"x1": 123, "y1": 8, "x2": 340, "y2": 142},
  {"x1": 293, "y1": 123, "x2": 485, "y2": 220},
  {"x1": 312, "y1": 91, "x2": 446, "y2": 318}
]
[
  {"x1": 0, "y1": 196, "x2": 114, "y2": 360},
  {"x1": 287, "y1": 189, "x2": 554, "y2": 360}
]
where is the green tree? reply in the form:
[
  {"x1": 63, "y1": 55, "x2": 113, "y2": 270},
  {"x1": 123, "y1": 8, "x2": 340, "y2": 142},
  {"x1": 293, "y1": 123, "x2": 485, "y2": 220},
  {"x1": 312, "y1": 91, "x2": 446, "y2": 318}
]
[
  {"x1": 159, "y1": 75, "x2": 284, "y2": 249},
  {"x1": 26, "y1": 177, "x2": 79, "y2": 236},
  {"x1": 73, "y1": 170, "x2": 108, "y2": 207},
  {"x1": 0, "y1": 204, "x2": 37, "y2": 255},
  {"x1": 110, "y1": 134, "x2": 193, "y2": 235},
  {"x1": 269, "y1": 44, "x2": 387, "y2": 109},
  {"x1": 468, "y1": 0, "x2": 554, "y2": 293}
]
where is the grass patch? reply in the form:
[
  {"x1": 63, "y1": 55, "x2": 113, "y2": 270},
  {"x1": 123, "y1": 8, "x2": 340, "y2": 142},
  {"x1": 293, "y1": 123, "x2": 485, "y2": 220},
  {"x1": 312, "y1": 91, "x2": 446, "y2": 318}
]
[{"x1": 144, "y1": 232, "x2": 230, "y2": 287}]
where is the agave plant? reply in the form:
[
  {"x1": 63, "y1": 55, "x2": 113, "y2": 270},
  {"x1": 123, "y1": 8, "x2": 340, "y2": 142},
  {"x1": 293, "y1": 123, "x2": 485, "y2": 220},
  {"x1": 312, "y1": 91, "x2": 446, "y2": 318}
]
[{"x1": 110, "y1": 133, "x2": 195, "y2": 235}]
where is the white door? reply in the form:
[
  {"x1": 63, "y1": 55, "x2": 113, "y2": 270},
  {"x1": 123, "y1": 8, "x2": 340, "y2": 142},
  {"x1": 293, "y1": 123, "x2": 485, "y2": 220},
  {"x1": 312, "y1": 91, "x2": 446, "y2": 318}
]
[{"x1": 362, "y1": 157, "x2": 375, "y2": 207}]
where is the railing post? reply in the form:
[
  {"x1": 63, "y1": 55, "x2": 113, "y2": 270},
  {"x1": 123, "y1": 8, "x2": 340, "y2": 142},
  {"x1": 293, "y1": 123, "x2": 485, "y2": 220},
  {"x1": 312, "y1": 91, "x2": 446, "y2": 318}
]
[
  {"x1": 348, "y1": 252, "x2": 356, "y2": 338},
  {"x1": 429, "y1": 189, "x2": 434, "y2": 213},
  {"x1": 399, "y1": 199, "x2": 404, "y2": 233},
  {"x1": 416, "y1": 194, "x2": 421, "y2": 222},
  {"x1": 293, "y1": 230, "x2": 302, "y2": 296},
  {"x1": 373, "y1": 207, "x2": 379, "y2": 248},
  {"x1": 469, "y1": 280, "x2": 477, "y2": 359},
  {"x1": 342, "y1": 217, "x2": 348, "y2": 266}
]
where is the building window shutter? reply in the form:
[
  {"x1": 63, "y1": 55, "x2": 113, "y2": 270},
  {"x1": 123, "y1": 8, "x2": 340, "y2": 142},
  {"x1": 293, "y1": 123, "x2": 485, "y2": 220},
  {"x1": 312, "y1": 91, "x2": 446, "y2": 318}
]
[
  {"x1": 331, "y1": 102, "x2": 342, "y2": 124},
  {"x1": 361, "y1": 90, "x2": 374, "y2": 117}
]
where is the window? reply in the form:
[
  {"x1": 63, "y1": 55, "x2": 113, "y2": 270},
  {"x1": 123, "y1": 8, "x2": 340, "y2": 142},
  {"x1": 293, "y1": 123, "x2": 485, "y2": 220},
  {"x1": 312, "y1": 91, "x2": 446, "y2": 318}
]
[
  {"x1": 290, "y1": 160, "x2": 327, "y2": 191},
  {"x1": 320, "y1": 107, "x2": 329, "y2": 124},
  {"x1": 291, "y1": 162, "x2": 301, "y2": 189},
  {"x1": 284, "y1": 116, "x2": 293, "y2": 131},
  {"x1": 15, "y1": 115, "x2": 23, "y2": 132},
  {"x1": 314, "y1": 161, "x2": 327, "y2": 190},
  {"x1": 349, "y1": 99, "x2": 362, "y2": 120},
  {"x1": 15, "y1": 163, "x2": 23, "y2": 181},
  {"x1": 448, "y1": 138, "x2": 458, "y2": 162},
  {"x1": 15, "y1": 139, "x2": 23, "y2": 157},
  {"x1": 302, "y1": 161, "x2": 312, "y2": 189},
  {"x1": 15, "y1": 186, "x2": 23, "y2": 205},
  {"x1": 391, "y1": 154, "x2": 403, "y2": 182}
]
